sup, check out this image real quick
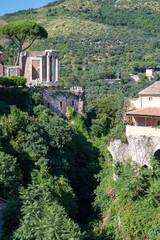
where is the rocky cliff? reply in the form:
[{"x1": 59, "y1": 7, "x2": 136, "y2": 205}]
[{"x1": 108, "y1": 136, "x2": 160, "y2": 166}]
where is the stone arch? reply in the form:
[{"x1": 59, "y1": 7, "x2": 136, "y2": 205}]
[
  {"x1": 154, "y1": 149, "x2": 160, "y2": 161},
  {"x1": 142, "y1": 164, "x2": 148, "y2": 168}
]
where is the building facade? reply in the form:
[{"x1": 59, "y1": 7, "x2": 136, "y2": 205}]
[
  {"x1": 0, "y1": 50, "x2": 59, "y2": 86},
  {"x1": 126, "y1": 81, "x2": 160, "y2": 137}
]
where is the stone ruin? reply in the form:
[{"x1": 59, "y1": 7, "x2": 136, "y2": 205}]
[
  {"x1": 0, "y1": 50, "x2": 85, "y2": 116},
  {"x1": 0, "y1": 50, "x2": 59, "y2": 86},
  {"x1": 31, "y1": 86, "x2": 84, "y2": 117}
]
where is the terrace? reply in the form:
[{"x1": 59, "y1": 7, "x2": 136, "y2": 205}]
[{"x1": 126, "y1": 107, "x2": 160, "y2": 137}]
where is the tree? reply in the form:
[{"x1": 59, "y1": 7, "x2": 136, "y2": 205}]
[
  {"x1": 0, "y1": 20, "x2": 48, "y2": 65},
  {"x1": 14, "y1": 167, "x2": 82, "y2": 240},
  {"x1": 0, "y1": 151, "x2": 22, "y2": 198}
]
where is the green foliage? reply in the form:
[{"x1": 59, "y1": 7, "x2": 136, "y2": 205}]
[
  {"x1": 0, "y1": 107, "x2": 85, "y2": 238},
  {"x1": 2, "y1": 198, "x2": 22, "y2": 240},
  {"x1": 138, "y1": 73, "x2": 149, "y2": 82},
  {"x1": 0, "y1": 101, "x2": 10, "y2": 116},
  {"x1": 1, "y1": 2, "x2": 160, "y2": 236},
  {"x1": 90, "y1": 93, "x2": 125, "y2": 138},
  {"x1": 32, "y1": 92, "x2": 42, "y2": 105},
  {"x1": 91, "y1": 156, "x2": 160, "y2": 240},
  {"x1": 0, "y1": 20, "x2": 48, "y2": 64},
  {"x1": 0, "y1": 108, "x2": 30, "y2": 139},
  {"x1": 0, "y1": 151, "x2": 22, "y2": 198},
  {"x1": 148, "y1": 223, "x2": 160, "y2": 240},
  {"x1": 0, "y1": 76, "x2": 27, "y2": 87},
  {"x1": 0, "y1": 87, "x2": 29, "y2": 111},
  {"x1": 0, "y1": 20, "x2": 48, "y2": 44},
  {"x1": 1, "y1": 0, "x2": 160, "y2": 86},
  {"x1": 14, "y1": 166, "x2": 83, "y2": 240}
]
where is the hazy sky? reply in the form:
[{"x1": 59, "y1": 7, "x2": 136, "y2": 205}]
[{"x1": 0, "y1": 0, "x2": 54, "y2": 16}]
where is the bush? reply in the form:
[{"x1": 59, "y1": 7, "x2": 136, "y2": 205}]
[
  {"x1": 0, "y1": 76, "x2": 27, "y2": 87},
  {"x1": 32, "y1": 92, "x2": 42, "y2": 105}
]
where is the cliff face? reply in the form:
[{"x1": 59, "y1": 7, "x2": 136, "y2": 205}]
[{"x1": 108, "y1": 136, "x2": 160, "y2": 166}]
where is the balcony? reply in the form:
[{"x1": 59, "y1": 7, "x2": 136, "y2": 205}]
[{"x1": 126, "y1": 125, "x2": 160, "y2": 137}]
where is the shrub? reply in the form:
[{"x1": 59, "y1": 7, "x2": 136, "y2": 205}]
[
  {"x1": 32, "y1": 92, "x2": 42, "y2": 105},
  {"x1": 0, "y1": 76, "x2": 27, "y2": 87}
]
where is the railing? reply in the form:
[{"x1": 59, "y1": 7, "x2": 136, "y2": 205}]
[{"x1": 126, "y1": 125, "x2": 160, "y2": 137}]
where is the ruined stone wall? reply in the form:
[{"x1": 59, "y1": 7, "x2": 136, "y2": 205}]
[
  {"x1": 26, "y1": 51, "x2": 44, "y2": 57},
  {"x1": 108, "y1": 135, "x2": 160, "y2": 166},
  {"x1": 2, "y1": 66, "x2": 21, "y2": 77},
  {"x1": 30, "y1": 87, "x2": 84, "y2": 116},
  {"x1": 32, "y1": 60, "x2": 40, "y2": 80},
  {"x1": 22, "y1": 55, "x2": 31, "y2": 84},
  {"x1": 42, "y1": 57, "x2": 47, "y2": 81}
]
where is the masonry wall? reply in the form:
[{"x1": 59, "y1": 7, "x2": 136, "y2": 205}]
[
  {"x1": 32, "y1": 60, "x2": 40, "y2": 80},
  {"x1": 108, "y1": 135, "x2": 160, "y2": 167},
  {"x1": 2, "y1": 66, "x2": 21, "y2": 77},
  {"x1": 30, "y1": 88, "x2": 84, "y2": 116}
]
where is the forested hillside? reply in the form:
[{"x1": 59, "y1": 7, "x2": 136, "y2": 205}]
[
  {"x1": 1, "y1": 0, "x2": 160, "y2": 86},
  {"x1": 1, "y1": 0, "x2": 160, "y2": 239}
]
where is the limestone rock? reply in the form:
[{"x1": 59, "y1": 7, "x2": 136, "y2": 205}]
[{"x1": 108, "y1": 136, "x2": 160, "y2": 166}]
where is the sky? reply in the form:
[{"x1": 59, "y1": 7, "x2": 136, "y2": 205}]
[{"x1": 0, "y1": 0, "x2": 55, "y2": 16}]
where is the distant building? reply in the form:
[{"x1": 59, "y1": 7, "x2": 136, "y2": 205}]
[
  {"x1": 146, "y1": 69, "x2": 154, "y2": 80},
  {"x1": 0, "y1": 50, "x2": 85, "y2": 116},
  {"x1": 0, "y1": 50, "x2": 59, "y2": 86},
  {"x1": 130, "y1": 74, "x2": 140, "y2": 82}
]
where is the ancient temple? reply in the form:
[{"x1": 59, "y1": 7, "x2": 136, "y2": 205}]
[{"x1": 0, "y1": 50, "x2": 59, "y2": 86}]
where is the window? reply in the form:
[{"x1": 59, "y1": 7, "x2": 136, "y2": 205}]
[
  {"x1": 60, "y1": 102, "x2": 62, "y2": 109},
  {"x1": 147, "y1": 96, "x2": 153, "y2": 102},
  {"x1": 158, "y1": 121, "x2": 160, "y2": 126},
  {"x1": 47, "y1": 103, "x2": 50, "y2": 108},
  {"x1": 72, "y1": 101, "x2": 74, "y2": 107}
]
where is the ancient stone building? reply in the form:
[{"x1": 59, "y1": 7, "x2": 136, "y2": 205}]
[
  {"x1": 30, "y1": 87, "x2": 84, "y2": 116},
  {"x1": 0, "y1": 50, "x2": 59, "y2": 86},
  {"x1": 0, "y1": 50, "x2": 85, "y2": 116}
]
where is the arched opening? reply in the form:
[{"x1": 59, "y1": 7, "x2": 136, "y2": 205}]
[
  {"x1": 142, "y1": 164, "x2": 148, "y2": 169},
  {"x1": 154, "y1": 149, "x2": 160, "y2": 161}
]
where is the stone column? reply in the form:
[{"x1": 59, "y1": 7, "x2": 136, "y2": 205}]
[
  {"x1": 52, "y1": 56, "x2": 56, "y2": 82},
  {"x1": 30, "y1": 58, "x2": 32, "y2": 82},
  {"x1": 55, "y1": 57, "x2": 59, "y2": 82},
  {"x1": 39, "y1": 58, "x2": 43, "y2": 83},
  {"x1": 47, "y1": 53, "x2": 50, "y2": 82}
]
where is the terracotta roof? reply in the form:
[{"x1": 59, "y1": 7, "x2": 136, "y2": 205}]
[
  {"x1": 139, "y1": 81, "x2": 160, "y2": 95},
  {"x1": 126, "y1": 107, "x2": 160, "y2": 117}
]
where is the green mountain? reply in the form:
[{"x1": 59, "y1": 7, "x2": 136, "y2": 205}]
[{"x1": 1, "y1": 0, "x2": 160, "y2": 85}]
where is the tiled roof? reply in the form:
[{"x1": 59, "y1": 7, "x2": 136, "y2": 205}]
[
  {"x1": 139, "y1": 81, "x2": 160, "y2": 95},
  {"x1": 126, "y1": 107, "x2": 160, "y2": 117}
]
